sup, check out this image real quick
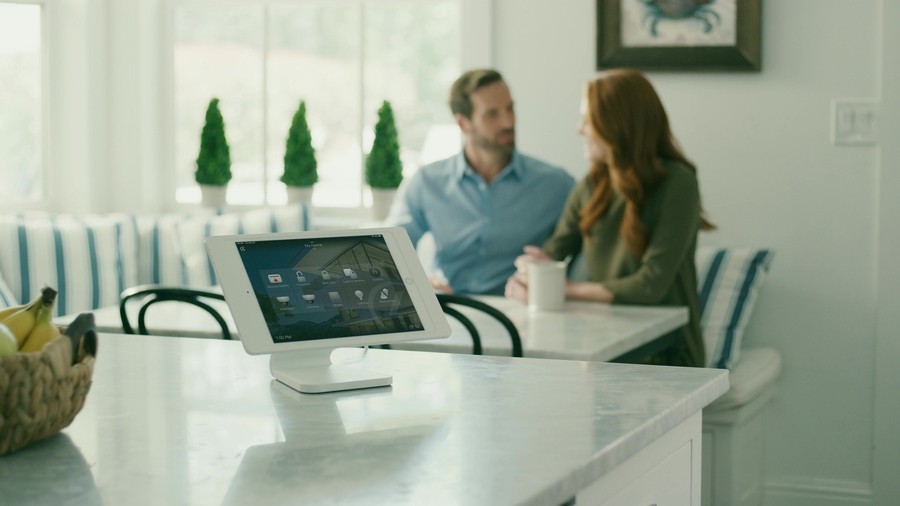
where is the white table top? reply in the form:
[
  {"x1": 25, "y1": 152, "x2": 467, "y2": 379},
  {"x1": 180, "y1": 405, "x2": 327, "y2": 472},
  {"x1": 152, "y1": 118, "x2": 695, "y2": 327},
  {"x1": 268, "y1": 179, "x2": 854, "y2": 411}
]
[
  {"x1": 56, "y1": 295, "x2": 687, "y2": 362},
  {"x1": 0, "y1": 334, "x2": 728, "y2": 506},
  {"x1": 399, "y1": 295, "x2": 687, "y2": 361}
]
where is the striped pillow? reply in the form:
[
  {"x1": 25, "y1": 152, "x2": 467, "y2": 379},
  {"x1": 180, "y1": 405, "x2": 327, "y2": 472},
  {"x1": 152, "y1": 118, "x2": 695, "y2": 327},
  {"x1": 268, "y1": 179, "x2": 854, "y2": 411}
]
[
  {"x1": 176, "y1": 205, "x2": 308, "y2": 287},
  {"x1": 0, "y1": 270, "x2": 18, "y2": 308},
  {"x1": 696, "y1": 247, "x2": 774, "y2": 369},
  {"x1": 0, "y1": 214, "x2": 139, "y2": 317},
  {"x1": 132, "y1": 211, "x2": 219, "y2": 286}
]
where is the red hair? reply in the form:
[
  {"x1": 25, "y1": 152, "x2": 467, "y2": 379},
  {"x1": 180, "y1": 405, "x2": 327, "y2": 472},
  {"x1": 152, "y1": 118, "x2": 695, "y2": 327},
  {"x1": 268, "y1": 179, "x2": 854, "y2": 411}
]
[{"x1": 579, "y1": 69, "x2": 714, "y2": 257}]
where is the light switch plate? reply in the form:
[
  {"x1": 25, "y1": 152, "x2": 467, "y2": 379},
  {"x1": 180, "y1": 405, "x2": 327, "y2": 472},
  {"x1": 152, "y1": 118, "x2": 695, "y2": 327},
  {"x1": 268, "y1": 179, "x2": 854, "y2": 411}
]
[{"x1": 832, "y1": 99, "x2": 879, "y2": 146}]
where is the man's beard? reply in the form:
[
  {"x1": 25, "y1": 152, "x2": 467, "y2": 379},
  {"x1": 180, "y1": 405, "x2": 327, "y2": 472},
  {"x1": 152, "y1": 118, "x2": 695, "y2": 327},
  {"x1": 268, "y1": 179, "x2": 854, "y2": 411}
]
[{"x1": 470, "y1": 128, "x2": 515, "y2": 155}]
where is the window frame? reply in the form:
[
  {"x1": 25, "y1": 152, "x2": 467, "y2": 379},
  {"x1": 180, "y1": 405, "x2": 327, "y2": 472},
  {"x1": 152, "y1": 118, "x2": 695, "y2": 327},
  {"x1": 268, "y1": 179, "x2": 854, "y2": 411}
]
[
  {"x1": 161, "y1": 0, "x2": 491, "y2": 222},
  {"x1": 0, "y1": 0, "x2": 49, "y2": 211}
]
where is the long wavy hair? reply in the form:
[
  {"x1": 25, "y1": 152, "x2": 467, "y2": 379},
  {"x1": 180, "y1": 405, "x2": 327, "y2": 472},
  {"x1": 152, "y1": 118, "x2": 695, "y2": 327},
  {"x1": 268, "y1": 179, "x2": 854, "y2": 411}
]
[{"x1": 579, "y1": 69, "x2": 714, "y2": 257}]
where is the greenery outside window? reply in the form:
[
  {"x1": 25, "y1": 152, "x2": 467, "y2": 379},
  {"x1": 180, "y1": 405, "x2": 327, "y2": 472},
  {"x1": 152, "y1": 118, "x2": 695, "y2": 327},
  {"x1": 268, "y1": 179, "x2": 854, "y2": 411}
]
[{"x1": 172, "y1": 0, "x2": 462, "y2": 210}]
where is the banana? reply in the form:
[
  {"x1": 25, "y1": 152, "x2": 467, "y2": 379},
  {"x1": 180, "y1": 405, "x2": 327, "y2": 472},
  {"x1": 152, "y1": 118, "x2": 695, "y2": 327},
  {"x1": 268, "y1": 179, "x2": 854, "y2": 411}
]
[
  {"x1": 0, "y1": 301, "x2": 31, "y2": 322},
  {"x1": 20, "y1": 291, "x2": 60, "y2": 353},
  {"x1": 3, "y1": 297, "x2": 42, "y2": 348}
]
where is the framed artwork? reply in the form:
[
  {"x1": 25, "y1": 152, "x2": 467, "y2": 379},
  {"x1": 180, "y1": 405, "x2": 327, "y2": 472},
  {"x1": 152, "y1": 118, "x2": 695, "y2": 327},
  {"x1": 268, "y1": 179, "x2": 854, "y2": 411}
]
[{"x1": 597, "y1": 0, "x2": 762, "y2": 71}]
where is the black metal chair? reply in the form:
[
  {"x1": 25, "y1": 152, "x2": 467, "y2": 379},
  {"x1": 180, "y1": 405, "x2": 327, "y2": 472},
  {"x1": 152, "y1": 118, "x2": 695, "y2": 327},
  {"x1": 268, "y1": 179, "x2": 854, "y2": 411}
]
[
  {"x1": 119, "y1": 284, "x2": 232, "y2": 340},
  {"x1": 435, "y1": 293, "x2": 523, "y2": 357}
]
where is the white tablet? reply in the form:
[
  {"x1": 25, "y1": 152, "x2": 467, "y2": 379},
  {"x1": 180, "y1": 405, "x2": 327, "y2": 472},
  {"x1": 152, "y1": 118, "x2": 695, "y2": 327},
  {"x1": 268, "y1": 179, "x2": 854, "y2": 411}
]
[{"x1": 205, "y1": 228, "x2": 450, "y2": 393}]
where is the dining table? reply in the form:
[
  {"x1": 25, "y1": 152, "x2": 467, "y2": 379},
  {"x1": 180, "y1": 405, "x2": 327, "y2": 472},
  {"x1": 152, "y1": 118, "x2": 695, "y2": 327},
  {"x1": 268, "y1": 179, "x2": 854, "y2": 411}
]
[{"x1": 56, "y1": 294, "x2": 687, "y2": 363}]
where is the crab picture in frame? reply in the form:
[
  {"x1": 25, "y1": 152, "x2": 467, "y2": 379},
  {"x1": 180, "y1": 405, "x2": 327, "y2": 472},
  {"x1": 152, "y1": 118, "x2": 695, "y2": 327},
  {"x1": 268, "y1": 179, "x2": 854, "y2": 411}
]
[{"x1": 597, "y1": 0, "x2": 762, "y2": 72}]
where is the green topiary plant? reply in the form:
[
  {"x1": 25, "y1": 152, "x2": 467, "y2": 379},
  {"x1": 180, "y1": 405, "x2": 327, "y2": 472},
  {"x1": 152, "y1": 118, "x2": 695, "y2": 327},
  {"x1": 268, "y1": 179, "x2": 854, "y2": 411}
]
[
  {"x1": 195, "y1": 98, "x2": 232, "y2": 186},
  {"x1": 281, "y1": 100, "x2": 318, "y2": 187},
  {"x1": 365, "y1": 100, "x2": 403, "y2": 189}
]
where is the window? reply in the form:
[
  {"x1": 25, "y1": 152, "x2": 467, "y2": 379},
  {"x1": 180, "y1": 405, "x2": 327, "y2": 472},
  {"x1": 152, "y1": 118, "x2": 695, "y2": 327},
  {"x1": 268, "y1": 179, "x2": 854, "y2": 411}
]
[
  {"x1": 172, "y1": 0, "x2": 462, "y2": 210},
  {"x1": 0, "y1": 2, "x2": 43, "y2": 203}
]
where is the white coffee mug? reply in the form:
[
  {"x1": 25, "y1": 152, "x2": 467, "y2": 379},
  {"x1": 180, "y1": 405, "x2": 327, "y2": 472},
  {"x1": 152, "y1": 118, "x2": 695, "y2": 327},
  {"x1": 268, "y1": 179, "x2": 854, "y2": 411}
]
[{"x1": 527, "y1": 260, "x2": 567, "y2": 312}]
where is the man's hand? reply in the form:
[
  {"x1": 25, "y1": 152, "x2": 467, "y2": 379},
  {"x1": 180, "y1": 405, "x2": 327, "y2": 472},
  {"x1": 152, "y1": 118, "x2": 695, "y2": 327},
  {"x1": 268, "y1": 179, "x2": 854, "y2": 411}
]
[{"x1": 429, "y1": 274, "x2": 454, "y2": 294}]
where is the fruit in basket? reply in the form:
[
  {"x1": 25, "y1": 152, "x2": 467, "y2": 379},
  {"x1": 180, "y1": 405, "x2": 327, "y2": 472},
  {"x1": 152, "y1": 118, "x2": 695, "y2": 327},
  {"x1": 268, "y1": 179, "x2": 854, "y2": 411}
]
[
  {"x1": 20, "y1": 288, "x2": 61, "y2": 353},
  {"x1": 1, "y1": 294, "x2": 43, "y2": 348},
  {"x1": 0, "y1": 299, "x2": 33, "y2": 321},
  {"x1": 0, "y1": 322, "x2": 16, "y2": 356}
]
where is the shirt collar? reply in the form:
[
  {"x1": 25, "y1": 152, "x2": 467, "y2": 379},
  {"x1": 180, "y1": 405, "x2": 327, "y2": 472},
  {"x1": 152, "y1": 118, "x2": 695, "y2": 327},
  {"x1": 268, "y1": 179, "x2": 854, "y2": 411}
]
[{"x1": 453, "y1": 150, "x2": 522, "y2": 183}]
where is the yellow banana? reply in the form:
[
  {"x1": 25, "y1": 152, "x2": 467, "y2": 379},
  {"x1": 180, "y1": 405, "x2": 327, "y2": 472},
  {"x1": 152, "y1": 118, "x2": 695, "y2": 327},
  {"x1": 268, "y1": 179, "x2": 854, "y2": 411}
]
[
  {"x1": 0, "y1": 302, "x2": 30, "y2": 322},
  {"x1": 20, "y1": 291, "x2": 60, "y2": 353},
  {"x1": 4, "y1": 298, "x2": 42, "y2": 348},
  {"x1": 0, "y1": 290, "x2": 43, "y2": 326}
]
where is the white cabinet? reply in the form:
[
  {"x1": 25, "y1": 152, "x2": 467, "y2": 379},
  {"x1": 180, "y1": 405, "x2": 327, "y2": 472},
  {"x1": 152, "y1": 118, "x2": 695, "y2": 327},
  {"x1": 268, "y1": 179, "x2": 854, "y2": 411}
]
[{"x1": 578, "y1": 412, "x2": 702, "y2": 506}]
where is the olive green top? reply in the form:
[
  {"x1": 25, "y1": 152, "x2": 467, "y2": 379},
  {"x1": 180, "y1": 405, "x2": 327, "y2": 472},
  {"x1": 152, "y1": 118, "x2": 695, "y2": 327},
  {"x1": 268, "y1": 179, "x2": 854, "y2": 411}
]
[{"x1": 543, "y1": 160, "x2": 705, "y2": 367}]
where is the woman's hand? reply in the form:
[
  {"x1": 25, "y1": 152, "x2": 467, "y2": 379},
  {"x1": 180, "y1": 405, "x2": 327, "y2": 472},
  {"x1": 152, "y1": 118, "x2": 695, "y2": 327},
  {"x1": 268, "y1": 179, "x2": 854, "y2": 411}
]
[
  {"x1": 565, "y1": 281, "x2": 614, "y2": 303},
  {"x1": 504, "y1": 274, "x2": 528, "y2": 303},
  {"x1": 506, "y1": 245, "x2": 553, "y2": 302},
  {"x1": 512, "y1": 245, "x2": 553, "y2": 282}
]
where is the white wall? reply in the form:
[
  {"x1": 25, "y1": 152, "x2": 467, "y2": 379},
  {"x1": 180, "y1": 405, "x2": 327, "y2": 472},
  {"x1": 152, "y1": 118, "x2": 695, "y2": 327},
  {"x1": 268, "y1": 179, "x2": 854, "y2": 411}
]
[
  {"x1": 874, "y1": 1, "x2": 900, "y2": 502},
  {"x1": 494, "y1": 0, "x2": 896, "y2": 504}
]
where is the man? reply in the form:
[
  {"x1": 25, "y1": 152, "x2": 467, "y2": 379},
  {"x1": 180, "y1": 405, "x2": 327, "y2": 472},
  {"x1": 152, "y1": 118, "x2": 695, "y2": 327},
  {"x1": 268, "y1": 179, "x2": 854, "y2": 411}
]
[{"x1": 386, "y1": 69, "x2": 574, "y2": 295}]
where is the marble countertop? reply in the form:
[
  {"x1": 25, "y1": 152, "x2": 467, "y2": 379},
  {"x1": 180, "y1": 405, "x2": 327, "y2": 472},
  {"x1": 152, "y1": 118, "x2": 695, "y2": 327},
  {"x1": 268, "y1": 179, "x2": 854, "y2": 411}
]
[{"x1": 0, "y1": 334, "x2": 727, "y2": 505}]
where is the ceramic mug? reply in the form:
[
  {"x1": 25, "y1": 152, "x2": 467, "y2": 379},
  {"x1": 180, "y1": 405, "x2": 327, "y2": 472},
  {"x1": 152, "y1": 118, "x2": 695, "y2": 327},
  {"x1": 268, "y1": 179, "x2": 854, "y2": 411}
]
[{"x1": 527, "y1": 260, "x2": 567, "y2": 312}]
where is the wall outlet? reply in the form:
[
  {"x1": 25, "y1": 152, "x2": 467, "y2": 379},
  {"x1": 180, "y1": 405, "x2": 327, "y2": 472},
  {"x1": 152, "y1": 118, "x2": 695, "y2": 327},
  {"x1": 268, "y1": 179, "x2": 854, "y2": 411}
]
[{"x1": 832, "y1": 100, "x2": 879, "y2": 146}]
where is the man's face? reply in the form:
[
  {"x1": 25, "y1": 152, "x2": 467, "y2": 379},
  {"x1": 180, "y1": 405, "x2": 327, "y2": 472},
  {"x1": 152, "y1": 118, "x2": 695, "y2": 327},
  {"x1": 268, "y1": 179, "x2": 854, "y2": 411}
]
[{"x1": 458, "y1": 81, "x2": 516, "y2": 155}]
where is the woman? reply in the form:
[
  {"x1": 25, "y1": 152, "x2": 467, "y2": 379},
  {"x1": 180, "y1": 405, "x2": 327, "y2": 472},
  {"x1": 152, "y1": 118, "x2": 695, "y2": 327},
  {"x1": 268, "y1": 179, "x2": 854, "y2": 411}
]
[{"x1": 505, "y1": 69, "x2": 715, "y2": 367}]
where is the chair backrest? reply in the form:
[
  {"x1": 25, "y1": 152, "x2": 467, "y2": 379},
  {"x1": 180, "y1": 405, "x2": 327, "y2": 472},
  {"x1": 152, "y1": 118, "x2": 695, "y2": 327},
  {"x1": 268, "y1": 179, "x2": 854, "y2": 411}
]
[
  {"x1": 119, "y1": 284, "x2": 232, "y2": 340},
  {"x1": 436, "y1": 294, "x2": 523, "y2": 357}
]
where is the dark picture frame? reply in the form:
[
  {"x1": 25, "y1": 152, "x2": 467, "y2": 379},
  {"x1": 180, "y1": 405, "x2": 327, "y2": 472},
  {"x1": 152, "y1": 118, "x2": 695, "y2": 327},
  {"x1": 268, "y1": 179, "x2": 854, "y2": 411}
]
[{"x1": 597, "y1": 0, "x2": 762, "y2": 71}]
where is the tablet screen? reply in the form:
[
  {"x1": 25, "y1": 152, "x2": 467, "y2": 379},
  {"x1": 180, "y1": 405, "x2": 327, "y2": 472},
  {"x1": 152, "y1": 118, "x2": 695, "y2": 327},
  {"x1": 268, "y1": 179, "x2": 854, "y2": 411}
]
[{"x1": 235, "y1": 233, "x2": 423, "y2": 343}]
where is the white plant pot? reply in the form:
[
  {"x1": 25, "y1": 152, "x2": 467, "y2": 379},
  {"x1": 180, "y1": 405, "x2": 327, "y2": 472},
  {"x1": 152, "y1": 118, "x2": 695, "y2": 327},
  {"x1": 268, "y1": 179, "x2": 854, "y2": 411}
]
[
  {"x1": 199, "y1": 185, "x2": 227, "y2": 208},
  {"x1": 370, "y1": 188, "x2": 397, "y2": 222},
  {"x1": 286, "y1": 186, "x2": 314, "y2": 205}
]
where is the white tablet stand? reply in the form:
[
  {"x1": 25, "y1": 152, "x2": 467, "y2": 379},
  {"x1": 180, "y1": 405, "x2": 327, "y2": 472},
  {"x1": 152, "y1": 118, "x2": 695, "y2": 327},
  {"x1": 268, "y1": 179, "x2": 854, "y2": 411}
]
[{"x1": 269, "y1": 348, "x2": 392, "y2": 394}]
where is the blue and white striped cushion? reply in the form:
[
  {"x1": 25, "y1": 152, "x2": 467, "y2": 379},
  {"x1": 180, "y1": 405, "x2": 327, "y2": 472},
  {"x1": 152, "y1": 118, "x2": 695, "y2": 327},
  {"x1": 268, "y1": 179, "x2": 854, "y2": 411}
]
[
  {"x1": 0, "y1": 214, "x2": 140, "y2": 317},
  {"x1": 696, "y1": 247, "x2": 774, "y2": 369},
  {"x1": 176, "y1": 205, "x2": 308, "y2": 287},
  {"x1": 0, "y1": 270, "x2": 18, "y2": 308},
  {"x1": 131, "y1": 210, "x2": 227, "y2": 286}
]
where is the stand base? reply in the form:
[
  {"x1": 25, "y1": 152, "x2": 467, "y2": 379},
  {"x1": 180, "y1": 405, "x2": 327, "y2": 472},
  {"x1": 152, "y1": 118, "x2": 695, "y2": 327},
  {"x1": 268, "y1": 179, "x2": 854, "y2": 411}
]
[{"x1": 269, "y1": 348, "x2": 392, "y2": 394}]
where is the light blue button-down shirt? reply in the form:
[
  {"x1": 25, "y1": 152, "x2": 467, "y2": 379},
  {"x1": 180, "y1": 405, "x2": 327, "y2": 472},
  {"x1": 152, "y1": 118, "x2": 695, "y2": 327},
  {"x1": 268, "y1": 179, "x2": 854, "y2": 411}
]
[{"x1": 387, "y1": 151, "x2": 574, "y2": 295}]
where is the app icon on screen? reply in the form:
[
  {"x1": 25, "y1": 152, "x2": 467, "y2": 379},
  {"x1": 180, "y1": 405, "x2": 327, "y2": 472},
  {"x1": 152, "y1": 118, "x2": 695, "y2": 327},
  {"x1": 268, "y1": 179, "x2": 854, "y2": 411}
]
[
  {"x1": 296, "y1": 271, "x2": 307, "y2": 283},
  {"x1": 354, "y1": 290, "x2": 364, "y2": 301},
  {"x1": 321, "y1": 270, "x2": 331, "y2": 280},
  {"x1": 369, "y1": 267, "x2": 382, "y2": 278},
  {"x1": 268, "y1": 274, "x2": 282, "y2": 284},
  {"x1": 380, "y1": 288, "x2": 389, "y2": 300},
  {"x1": 302, "y1": 294, "x2": 316, "y2": 304},
  {"x1": 343, "y1": 268, "x2": 358, "y2": 279},
  {"x1": 275, "y1": 296, "x2": 291, "y2": 305},
  {"x1": 328, "y1": 291, "x2": 342, "y2": 303}
]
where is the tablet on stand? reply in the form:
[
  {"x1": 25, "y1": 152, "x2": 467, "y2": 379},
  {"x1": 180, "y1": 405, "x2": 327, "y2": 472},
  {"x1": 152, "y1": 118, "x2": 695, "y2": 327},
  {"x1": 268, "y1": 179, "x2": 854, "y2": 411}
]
[{"x1": 205, "y1": 228, "x2": 450, "y2": 394}]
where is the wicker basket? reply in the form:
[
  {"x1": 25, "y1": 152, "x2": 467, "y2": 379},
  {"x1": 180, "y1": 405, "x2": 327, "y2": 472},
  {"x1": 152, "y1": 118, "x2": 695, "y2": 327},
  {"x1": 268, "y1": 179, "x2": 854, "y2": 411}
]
[{"x1": 0, "y1": 324, "x2": 96, "y2": 456}]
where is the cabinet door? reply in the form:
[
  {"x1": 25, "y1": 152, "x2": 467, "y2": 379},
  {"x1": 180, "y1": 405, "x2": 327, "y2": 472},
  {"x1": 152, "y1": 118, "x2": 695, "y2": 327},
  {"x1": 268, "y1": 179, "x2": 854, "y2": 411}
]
[
  {"x1": 577, "y1": 412, "x2": 702, "y2": 506},
  {"x1": 602, "y1": 441, "x2": 692, "y2": 506}
]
